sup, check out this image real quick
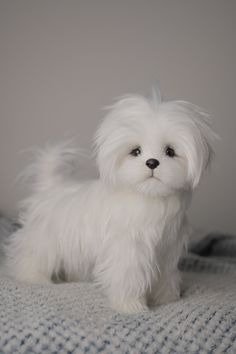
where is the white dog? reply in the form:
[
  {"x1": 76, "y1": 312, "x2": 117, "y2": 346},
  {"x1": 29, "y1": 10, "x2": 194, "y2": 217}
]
[{"x1": 4, "y1": 88, "x2": 217, "y2": 313}]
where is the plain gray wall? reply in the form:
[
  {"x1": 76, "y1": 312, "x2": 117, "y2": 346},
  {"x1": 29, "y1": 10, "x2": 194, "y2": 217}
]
[{"x1": 1, "y1": 0, "x2": 236, "y2": 234}]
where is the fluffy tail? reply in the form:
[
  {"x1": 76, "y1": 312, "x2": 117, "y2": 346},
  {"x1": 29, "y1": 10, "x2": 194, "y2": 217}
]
[{"x1": 21, "y1": 142, "x2": 82, "y2": 192}]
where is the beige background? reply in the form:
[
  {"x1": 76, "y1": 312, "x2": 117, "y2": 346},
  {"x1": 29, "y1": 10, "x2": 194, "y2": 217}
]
[{"x1": 0, "y1": 0, "x2": 236, "y2": 234}]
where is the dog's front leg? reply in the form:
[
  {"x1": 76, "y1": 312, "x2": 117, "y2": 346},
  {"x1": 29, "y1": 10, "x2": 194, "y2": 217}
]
[
  {"x1": 148, "y1": 220, "x2": 188, "y2": 307},
  {"x1": 95, "y1": 236, "x2": 151, "y2": 314}
]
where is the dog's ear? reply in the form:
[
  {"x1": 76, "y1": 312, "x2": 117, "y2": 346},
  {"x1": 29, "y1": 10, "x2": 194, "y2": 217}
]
[
  {"x1": 93, "y1": 94, "x2": 151, "y2": 184},
  {"x1": 179, "y1": 102, "x2": 219, "y2": 189}
]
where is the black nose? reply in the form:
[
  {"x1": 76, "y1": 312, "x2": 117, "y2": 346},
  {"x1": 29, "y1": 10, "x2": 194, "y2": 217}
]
[{"x1": 146, "y1": 158, "x2": 160, "y2": 170}]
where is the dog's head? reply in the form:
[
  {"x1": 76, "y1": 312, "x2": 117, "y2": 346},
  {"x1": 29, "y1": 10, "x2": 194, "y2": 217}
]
[{"x1": 95, "y1": 90, "x2": 217, "y2": 197}]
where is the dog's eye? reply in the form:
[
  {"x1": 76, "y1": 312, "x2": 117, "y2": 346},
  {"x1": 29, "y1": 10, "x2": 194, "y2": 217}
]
[
  {"x1": 165, "y1": 146, "x2": 175, "y2": 158},
  {"x1": 130, "y1": 147, "x2": 141, "y2": 157}
]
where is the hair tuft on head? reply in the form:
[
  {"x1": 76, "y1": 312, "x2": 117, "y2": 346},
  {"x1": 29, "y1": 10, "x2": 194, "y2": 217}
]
[{"x1": 151, "y1": 82, "x2": 162, "y2": 107}]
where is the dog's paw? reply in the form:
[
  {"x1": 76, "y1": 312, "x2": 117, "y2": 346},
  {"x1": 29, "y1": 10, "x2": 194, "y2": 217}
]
[
  {"x1": 8, "y1": 269, "x2": 52, "y2": 285},
  {"x1": 112, "y1": 297, "x2": 149, "y2": 314},
  {"x1": 157, "y1": 291, "x2": 180, "y2": 305},
  {"x1": 149, "y1": 289, "x2": 180, "y2": 307}
]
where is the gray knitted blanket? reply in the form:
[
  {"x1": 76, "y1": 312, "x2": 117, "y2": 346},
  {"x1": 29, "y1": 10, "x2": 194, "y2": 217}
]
[{"x1": 0, "y1": 217, "x2": 235, "y2": 354}]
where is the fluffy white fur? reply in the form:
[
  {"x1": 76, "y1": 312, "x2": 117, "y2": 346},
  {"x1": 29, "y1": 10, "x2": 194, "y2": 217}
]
[{"x1": 4, "y1": 89, "x2": 217, "y2": 313}]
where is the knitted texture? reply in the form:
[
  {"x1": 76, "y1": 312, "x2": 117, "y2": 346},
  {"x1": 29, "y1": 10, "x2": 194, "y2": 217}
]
[{"x1": 0, "y1": 220, "x2": 235, "y2": 353}]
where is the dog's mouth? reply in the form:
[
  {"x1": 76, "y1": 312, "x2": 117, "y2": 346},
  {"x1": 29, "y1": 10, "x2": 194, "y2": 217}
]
[{"x1": 149, "y1": 171, "x2": 161, "y2": 181}]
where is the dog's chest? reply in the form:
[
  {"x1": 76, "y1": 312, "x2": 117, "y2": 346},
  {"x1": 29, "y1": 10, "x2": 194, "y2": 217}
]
[{"x1": 106, "y1": 191, "x2": 183, "y2": 234}]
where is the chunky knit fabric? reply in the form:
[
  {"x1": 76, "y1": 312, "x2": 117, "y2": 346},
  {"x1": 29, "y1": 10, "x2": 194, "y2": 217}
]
[{"x1": 0, "y1": 217, "x2": 235, "y2": 353}]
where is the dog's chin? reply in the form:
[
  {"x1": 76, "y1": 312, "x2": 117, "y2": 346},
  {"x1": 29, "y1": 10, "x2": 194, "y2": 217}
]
[{"x1": 135, "y1": 176, "x2": 175, "y2": 198}]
